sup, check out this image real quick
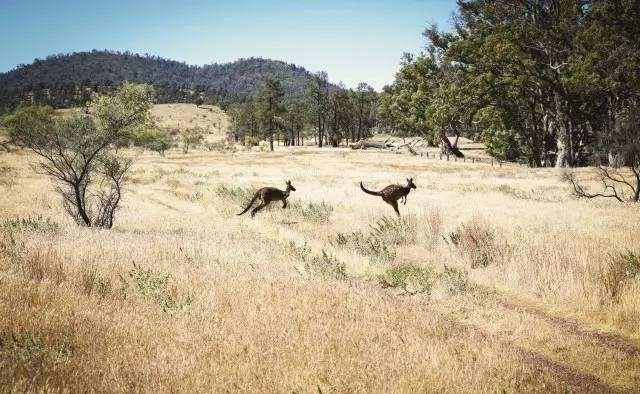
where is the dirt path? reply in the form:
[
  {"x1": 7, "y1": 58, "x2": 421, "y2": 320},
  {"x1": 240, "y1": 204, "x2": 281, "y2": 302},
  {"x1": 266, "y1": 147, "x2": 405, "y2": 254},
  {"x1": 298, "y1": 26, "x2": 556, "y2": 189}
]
[
  {"x1": 440, "y1": 317, "x2": 623, "y2": 394},
  {"x1": 496, "y1": 298, "x2": 640, "y2": 358}
]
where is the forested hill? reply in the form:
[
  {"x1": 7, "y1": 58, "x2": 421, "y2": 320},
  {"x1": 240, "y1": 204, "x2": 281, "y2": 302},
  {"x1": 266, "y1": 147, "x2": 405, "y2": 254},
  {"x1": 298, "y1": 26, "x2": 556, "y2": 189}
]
[{"x1": 0, "y1": 51, "x2": 322, "y2": 110}]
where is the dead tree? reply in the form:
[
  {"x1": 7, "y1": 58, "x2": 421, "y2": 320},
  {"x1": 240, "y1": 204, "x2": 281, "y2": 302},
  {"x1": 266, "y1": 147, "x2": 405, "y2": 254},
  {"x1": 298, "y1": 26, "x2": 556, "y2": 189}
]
[{"x1": 563, "y1": 166, "x2": 640, "y2": 203}]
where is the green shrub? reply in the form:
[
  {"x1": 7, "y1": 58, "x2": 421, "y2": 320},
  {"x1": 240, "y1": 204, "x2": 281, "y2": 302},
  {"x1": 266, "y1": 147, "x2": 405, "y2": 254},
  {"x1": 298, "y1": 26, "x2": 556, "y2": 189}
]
[
  {"x1": 369, "y1": 216, "x2": 417, "y2": 245},
  {"x1": 123, "y1": 263, "x2": 193, "y2": 312},
  {"x1": 305, "y1": 250, "x2": 347, "y2": 280},
  {"x1": 602, "y1": 251, "x2": 640, "y2": 302},
  {"x1": 214, "y1": 184, "x2": 255, "y2": 205},
  {"x1": 439, "y1": 265, "x2": 469, "y2": 295},
  {"x1": 244, "y1": 136, "x2": 260, "y2": 147},
  {"x1": 290, "y1": 201, "x2": 333, "y2": 223},
  {"x1": 2, "y1": 331, "x2": 73, "y2": 365},
  {"x1": 333, "y1": 230, "x2": 396, "y2": 263},
  {"x1": 333, "y1": 216, "x2": 415, "y2": 263},
  {"x1": 1, "y1": 215, "x2": 59, "y2": 233},
  {"x1": 379, "y1": 264, "x2": 433, "y2": 295}
]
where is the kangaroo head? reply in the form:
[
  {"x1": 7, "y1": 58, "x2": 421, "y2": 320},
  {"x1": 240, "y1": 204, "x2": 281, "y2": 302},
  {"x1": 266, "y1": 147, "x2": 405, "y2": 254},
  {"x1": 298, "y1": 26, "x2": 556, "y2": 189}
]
[
  {"x1": 286, "y1": 180, "x2": 296, "y2": 192},
  {"x1": 406, "y1": 177, "x2": 417, "y2": 189}
]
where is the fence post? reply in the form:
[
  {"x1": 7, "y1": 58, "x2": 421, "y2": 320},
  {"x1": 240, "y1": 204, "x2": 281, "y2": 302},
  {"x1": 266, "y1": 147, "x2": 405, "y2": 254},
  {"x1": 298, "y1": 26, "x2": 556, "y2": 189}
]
[
  {"x1": 447, "y1": 154, "x2": 450, "y2": 161},
  {"x1": 439, "y1": 153, "x2": 442, "y2": 160},
  {"x1": 491, "y1": 159, "x2": 494, "y2": 166}
]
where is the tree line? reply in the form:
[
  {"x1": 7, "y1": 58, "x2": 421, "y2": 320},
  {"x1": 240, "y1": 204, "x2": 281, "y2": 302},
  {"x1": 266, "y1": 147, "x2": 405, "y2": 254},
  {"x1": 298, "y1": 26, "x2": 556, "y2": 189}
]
[
  {"x1": 0, "y1": 51, "x2": 324, "y2": 114},
  {"x1": 226, "y1": 73, "x2": 378, "y2": 150},
  {"x1": 378, "y1": 0, "x2": 639, "y2": 171}
]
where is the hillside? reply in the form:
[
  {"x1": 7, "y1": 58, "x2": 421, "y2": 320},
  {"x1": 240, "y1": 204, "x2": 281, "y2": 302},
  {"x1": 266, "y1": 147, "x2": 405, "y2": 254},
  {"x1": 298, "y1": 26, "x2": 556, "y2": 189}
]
[
  {"x1": 150, "y1": 104, "x2": 229, "y2": 141},
  {"x1": 0, "y1": 51, "x2": 323, "y2": 110}
]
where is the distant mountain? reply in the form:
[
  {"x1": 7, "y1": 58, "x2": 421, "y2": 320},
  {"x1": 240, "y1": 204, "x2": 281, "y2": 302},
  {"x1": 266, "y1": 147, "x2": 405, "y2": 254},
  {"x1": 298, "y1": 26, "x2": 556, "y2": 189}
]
[{"x1": 0, "y1": 50, "x2": 325, "y2": 111}]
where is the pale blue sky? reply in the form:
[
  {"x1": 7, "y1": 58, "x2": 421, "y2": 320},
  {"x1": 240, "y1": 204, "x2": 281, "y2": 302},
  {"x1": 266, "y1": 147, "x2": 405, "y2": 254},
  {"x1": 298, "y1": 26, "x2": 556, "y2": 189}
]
[{"x1": 0, "y1": 0, "x2": 457, "y2": 89}]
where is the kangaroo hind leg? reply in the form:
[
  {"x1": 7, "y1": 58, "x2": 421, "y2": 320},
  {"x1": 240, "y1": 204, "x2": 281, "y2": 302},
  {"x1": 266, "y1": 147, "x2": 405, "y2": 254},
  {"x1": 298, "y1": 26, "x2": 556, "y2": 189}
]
[
  {"x1": 389, "y1": 200, "x2": 401, "y2": 216},
  {"x1": 251, "y1": 201, "x2": 268, "y2": 217}
]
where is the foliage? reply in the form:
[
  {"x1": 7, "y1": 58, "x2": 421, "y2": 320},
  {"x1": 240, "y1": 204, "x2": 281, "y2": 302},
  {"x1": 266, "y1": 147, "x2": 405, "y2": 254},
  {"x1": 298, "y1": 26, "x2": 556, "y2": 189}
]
[
  {"x1": 379, "y1": 1, "x2": 640, "y2": 167},
  {"x1": 289, "y1": 201, "x2": 333, "y2": 223},
  {"x1": 181, "y1": 127, "x2": 205, "y2": 153},
  {"x1": 1, "y1": 83, "x2": 153, "y2": 228},
  {"x1": 304, "y1": 250, "x2": 348, "y2": 280},
  {"x1": 214, "y1": 184, "x2": 255, "y2": 205},
  {"x1": 1, "y1": 216, "x2": 59, "y2": 234},
  {"x1": 133, "y1": 127, "x2": 173, "y2": 156},
  {"x1": 0, "y1": 51, "x2": 329, "y2": 110},
  {"x1": 255, "y1": 77, "x2": 285, "y2": 151},
  {"x1": 602, "y1": 251, "x2": 640, "y2": 302},
  {"x1": 378, "y1": 264, "x2": 433, "y2": 295},
  {"x1": 124, "y1": 263, "x2": 193, "y2": 312}
]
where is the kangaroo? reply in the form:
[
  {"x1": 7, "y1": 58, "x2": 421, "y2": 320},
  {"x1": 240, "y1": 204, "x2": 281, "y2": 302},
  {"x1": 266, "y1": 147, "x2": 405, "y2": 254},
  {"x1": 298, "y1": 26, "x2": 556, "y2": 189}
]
[
  {"x1": 360, "y1": 178, "x2": 417, "y2": 216},
  {"x1": 237, "y1": 180, "x2": 296, "y2": 218}
]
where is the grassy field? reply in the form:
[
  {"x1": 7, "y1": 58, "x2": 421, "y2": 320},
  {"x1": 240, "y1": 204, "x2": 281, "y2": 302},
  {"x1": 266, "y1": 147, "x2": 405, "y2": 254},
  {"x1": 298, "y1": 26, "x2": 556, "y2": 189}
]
[{"x1": 1, "y1": 143, "x2": 639, "y2": 392}]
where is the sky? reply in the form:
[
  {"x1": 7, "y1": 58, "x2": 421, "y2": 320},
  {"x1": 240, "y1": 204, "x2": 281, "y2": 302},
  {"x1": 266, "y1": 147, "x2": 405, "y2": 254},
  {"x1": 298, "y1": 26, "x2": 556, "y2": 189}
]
[{"x1": 0, "y1": 0, "x2": 458, "y2": 90}]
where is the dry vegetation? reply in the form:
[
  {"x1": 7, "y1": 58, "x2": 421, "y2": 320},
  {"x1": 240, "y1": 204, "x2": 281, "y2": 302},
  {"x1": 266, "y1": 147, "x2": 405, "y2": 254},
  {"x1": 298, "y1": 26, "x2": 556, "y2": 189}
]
[
  {"x1": 1, "y1": 144, "x2": 640, "y2": 392},
  {"x1": 150, "y1": 103, "x2": 229, "y2": 141}
]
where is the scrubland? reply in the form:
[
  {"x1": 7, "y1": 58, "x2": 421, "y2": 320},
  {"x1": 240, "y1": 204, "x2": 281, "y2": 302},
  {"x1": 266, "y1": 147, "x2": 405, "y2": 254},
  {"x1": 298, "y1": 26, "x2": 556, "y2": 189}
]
[{"x1": 1, "y1": 146, "x2": 639, "y2": 392}]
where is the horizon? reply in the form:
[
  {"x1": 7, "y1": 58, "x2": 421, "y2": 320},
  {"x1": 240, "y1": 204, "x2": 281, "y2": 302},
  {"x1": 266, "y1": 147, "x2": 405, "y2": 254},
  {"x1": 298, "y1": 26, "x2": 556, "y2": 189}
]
[{"x1": 0, "y1": 0, "x2": 457, "y2": 90}]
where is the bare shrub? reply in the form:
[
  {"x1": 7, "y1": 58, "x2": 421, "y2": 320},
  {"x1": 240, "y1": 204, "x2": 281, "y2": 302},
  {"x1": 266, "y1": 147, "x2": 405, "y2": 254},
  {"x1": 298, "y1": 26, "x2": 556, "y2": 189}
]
[
  {"x1": 424, "y1": 208, "x2": 444, "y2": 245},
  {"x1": 204, "y1": 140, "x2": 237, "y2": 153},
  {"x1": 446, "y1": 219, "x2": 509, "y2": 268}
]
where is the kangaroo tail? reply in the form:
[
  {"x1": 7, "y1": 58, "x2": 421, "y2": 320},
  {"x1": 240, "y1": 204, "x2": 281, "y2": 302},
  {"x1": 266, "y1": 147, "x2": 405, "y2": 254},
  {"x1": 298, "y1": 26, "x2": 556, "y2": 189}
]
[
  {"x1": 360, "y1": 181, "x2": 382, "y2": 196},
  {"x1": 237, "y1": 193, "x2": 259, "y2": 216}
]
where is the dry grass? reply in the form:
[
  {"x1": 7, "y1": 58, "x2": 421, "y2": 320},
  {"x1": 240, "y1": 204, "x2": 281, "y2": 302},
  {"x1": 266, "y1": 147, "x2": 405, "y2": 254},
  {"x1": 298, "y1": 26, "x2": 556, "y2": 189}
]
[
  {"x1": 1, "y1": 146, "x2": 640, "y2": 392},
  {"x1": 150, "y1": 103, "x2": 229, "y2": 141}
]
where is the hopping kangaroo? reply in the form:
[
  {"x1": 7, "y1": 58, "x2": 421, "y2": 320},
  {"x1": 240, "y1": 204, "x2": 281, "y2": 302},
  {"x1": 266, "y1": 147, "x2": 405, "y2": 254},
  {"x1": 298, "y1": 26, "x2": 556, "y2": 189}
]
[
  {"x1": 237, "y1": 180, "x2": 296, "y2": 218},
  {"x1": 360, "y1": 178, "x2": 417, "y2": 216}
]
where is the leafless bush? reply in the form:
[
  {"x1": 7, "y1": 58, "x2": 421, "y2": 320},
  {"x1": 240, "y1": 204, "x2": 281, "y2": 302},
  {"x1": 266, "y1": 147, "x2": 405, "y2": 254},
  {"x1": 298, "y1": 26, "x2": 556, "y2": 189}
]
[
  {"x1": 424, "y1": 208, "x2": 444, "y2": 245},
  {"x1": 563, "y1": 166, "x2": 639, "y2": 202},
  {"x1": 446, "y1": 219, "x2": 509, "y2": 268}
]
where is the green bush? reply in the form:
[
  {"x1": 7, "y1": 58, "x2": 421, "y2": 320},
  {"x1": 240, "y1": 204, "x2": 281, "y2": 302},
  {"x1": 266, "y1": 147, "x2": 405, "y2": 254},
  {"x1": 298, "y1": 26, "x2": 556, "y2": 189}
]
[
  {"x1": 214, "y1": 184, "x2": 255, "y2": 205},
  {"x1": 244, "y1": 136, "x2": 260, "y2": 147},
  {"x1": 1, "y1": 215, "x2": 59, "y2": 233},
  {"x1": 290, "y1": 201, "x2": 333, "y2": 223},
  {"x1": 439, "y1": 265, "x2": 469, "y2": 295},
  {"x1": 379, "y1": 264, "x2": 433, "y2": 295},
  {"x1": 123, "y1": 263, "x2": 193, "y2": 312},
  {"x1": 305, "y1": 250, "x2": 347, "y2": 280},
  {"x1": 602, "y1": 251, "x2": 640, "y2": 302}
]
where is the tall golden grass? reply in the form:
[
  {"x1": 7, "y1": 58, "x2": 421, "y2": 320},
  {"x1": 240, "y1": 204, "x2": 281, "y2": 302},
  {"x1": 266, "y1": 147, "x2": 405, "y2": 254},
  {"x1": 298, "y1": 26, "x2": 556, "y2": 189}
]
[{"x1": 1, "y1": 147, "x2": 639, "y2": 392}]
